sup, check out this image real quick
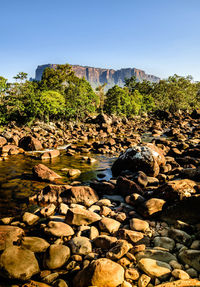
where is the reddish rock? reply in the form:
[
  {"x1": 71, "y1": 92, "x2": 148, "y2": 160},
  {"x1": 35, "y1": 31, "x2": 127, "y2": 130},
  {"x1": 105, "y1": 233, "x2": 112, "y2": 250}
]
[
  {"x1": 32, "y1": 164, "x2": 62, "y2": 182},
  {"x1": 19, "y1": 136, "x2": 43, "y2": 151},
  {"x1": 0, "y1": 225, "x2": 24, "y2": 251},
  {"x1": 40, "y1": 150, "x2": 60, "y2": 160},
  {"x1": 116, "y1": 176, "x2": 143, "y2": 196},
  {"x1": 73, "y1": 258, "x2": 124, "y2": 287},
  {"x1": 118, "y1": 229, "x2": 144, "y2": 244},
  {"x1": 62, "y1": 186, "x2": 99, "y2": 207},
  {"x1": 138, "y1": 198, "x2": 166, "y2": 218},
  {"x1": 0, "y1": 136, "x2": 7, "y2": 147},
  {"x1": 66, "y1": 207, "x2": 101, "y2": 225},
  {"x1": 154, "y1": 179, "x2": 197, "y2": 201}
]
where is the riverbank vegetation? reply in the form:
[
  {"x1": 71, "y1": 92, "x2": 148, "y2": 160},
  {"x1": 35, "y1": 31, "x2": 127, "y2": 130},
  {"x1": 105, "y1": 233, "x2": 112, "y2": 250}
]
[{"x1": 0, "y1": 64, "x2": 199, "y2": 125}]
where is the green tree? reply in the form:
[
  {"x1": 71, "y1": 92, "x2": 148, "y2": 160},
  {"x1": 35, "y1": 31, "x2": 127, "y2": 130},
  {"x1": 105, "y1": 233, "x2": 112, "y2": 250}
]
[
  {"x1": 65, "y1": 78, "x2": 98, "y2": 120},
  {"x1": 40, "y1": 90, "x2": 65, "y2": 122},
  {"x1": 104, "y1": 85, "x2": 131, "y2": 116},
  {"x1": 40, "y1": 64, "x2": 75, "y2": 92},
  {"x1": 13, "y1": 72, "x2": 28, "y2": 83}
]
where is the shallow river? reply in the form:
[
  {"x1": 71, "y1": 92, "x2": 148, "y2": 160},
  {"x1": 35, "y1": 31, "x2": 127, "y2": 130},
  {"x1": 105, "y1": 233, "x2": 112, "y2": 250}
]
[{"x1": 0, "y1": 150, "x2": 116, "y2": 217}]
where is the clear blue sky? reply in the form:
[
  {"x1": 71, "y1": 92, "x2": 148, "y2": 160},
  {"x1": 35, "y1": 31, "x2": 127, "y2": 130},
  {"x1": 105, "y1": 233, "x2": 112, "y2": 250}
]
[{"x1": 1, "y1": 0, "x2": 200, "y2": 82}]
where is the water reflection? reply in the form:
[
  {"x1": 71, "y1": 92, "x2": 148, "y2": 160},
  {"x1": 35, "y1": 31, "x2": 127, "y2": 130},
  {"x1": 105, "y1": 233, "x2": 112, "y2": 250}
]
[{"x1": 0, "y1": 151, "x2": 116, "y2": 217}]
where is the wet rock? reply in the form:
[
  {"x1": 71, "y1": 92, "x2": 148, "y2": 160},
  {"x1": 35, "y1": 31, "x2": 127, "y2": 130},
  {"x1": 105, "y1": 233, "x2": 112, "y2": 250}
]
[
  {"x1": 99, "y1": 217, "x2": 121, "y2": 234},
  {"x1": 19, "y1": 136, "x2": 43, "y2": 151},
  {"x1": 106, "y1": 239, "x2": 130, "y2": 260},
  {"x1": 69, "y1": 236, "x2": 92, "y2": 255},
  {"x1": 21, "y1": 237, "x2": 50, "y2": 253},
  {"x1": 178, "y1": 249, "x2": 200, "y2": 271},
  {"x1": 44, "y1": 221, "x2": 74, "y2": 237},
  {"x1": 73, "y1": 258, "x2": 124, "y2": 287},
  {"x1": 0, "y1": 225, "x2": 24, "y2": 251},
  {"x1": 62, "y1": 186, "x2": 99, "y2": 207},
  {"x1": 43, "y1": 244, "x2": 70, "y2": 269},
  {"x1": 66, "y1": 207, "x2": 101, "y2": 225},
  {"x1": 130, "y1": 218, "x2": 149, "y2": 233},
  {"x1": 90, "y1": 180, "x2": 116, "y2": 195},
  {"x1": 32, "y1": 164, "x2": 62, "y2": 182},
  {"x1": 0, "y1": 246, "x2": 39, "y2": 280},
  {"x1": 40, "y1": 150, "x2": 60, "y2": 160},
  {"x1": 112, "y1": 143, "x2": 165, "y2": 177},
  {"x1": 40, "y1": 203, "x2": 56, "y2": 217},
  {"x1": 138, "y1": 258, "x2": 171, "y2": 279}
]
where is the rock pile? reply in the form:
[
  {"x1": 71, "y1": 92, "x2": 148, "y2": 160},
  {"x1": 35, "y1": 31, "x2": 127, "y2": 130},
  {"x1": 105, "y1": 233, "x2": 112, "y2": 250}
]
[{"x1": 0, "y1": 110, "x2": 200, "y2": 286}]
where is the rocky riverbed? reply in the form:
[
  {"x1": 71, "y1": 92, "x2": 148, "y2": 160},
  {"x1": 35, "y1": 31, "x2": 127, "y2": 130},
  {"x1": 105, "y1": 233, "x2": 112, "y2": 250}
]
[{"x1": 0, "y1": 110, "x2": 200, "y2": 287}]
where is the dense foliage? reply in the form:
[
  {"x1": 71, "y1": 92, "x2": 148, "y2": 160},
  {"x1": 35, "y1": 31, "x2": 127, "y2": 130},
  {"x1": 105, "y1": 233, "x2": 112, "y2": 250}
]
[{"x1": 0, "y1": 64, "x2": 199, "y2": 125}]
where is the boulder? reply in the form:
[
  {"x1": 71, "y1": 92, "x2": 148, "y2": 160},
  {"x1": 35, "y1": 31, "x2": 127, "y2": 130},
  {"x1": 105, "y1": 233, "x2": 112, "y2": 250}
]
[
  {"x1": 0, "y1": 246, "x2": 39, "y2": 280},
  {"x1": 99, "y1": 217, "x2": 121, "y2": 234},
  {"x1": 21, "y1": 237, "x2": 50, "y2": 253},
  {"x1": 154, "y1": 179, "x2": 197, "y2": 201},
  {"x1": 136, "y1": 248, "x2": 176, "y2": 263},
  {"x1": 69, "y1": 236, "x2": 92, "y2": 255},
  {"x1": 62, "y1": 186, "x2": 99, "y2": 207},
  {"x1": 118, "y1": 229, "x2": 144, "y2": 244},
  {"x1": 106, "y1": 239, "x2": 130, "y2": 260},
  {"x1": 44, "y1": 221, "x2": 74, "y2": 237},
  {"x1": 0, "y1": 136, "x2": 7, "y2": 147},
  {"x1": 65, "y1": 207, "x2": 101, "y2": 225},
  {"x1": 112, "y1": 144, "x2": 165, "y2": 177},
  {"x1": 43, "y1": 244, "x2": 70, "y2": 269},
  {"x1": 93, "y1": 235, "x2": 117, "y2": 249},
  {"x1": 153, "y1": 237, "x2": 175, "y2": 251},
  {"x1": 32, "y1": 164, "x2": 62, "y2": 182},
  {"x1": 73, "y1": 258, "x2": 124, "y2": 287},
  {"x1": 168, "y1": 229, "x2": 191, "y2": 245},
  {"x1": 179, "y1": 249, "x2": 200, "y2": 271},
  {"x1": 138, "y1": 258, "x2": 171, "y2": 279},
  {"x1": 0, "y1": 225, "x2": 24, "y2": 251},
  {"x1": 138, "y1": 198, "x2": 166, "y2": 218},
  {"x1": 130, "y1": 218, "x2": 149, "y2": 233},
  {"x1": 40, "y1": 150, "x2": 60, "y2": 160},
  {"x1": 19, "y1": 136, "x2": 43, "y2": 151},
  {"x1": 22, "y1": 212, "x2": 40, "y2": 226},
  {"x1": 116, "y1": 176, "x2": 143, "y2": 196}
]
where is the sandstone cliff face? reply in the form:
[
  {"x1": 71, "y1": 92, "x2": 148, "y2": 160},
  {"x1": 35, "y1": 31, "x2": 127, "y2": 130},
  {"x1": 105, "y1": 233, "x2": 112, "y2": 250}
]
[{"x1": 35, "y1": 64, "x2": 160, "y2": 89}]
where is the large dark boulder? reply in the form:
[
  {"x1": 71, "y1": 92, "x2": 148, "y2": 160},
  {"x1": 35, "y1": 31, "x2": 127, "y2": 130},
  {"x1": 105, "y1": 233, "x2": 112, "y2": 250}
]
[
  {"x1": 19, "y1": 136, "x2": 43, "y2": 151},
  {"x1": 112, "y1": 144, "x2": 165, "y2": 177}
]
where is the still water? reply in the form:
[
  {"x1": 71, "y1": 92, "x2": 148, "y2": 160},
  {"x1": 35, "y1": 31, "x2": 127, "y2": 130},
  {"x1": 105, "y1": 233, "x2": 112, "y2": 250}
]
[{"x1": 0, "y1": 151, "x2": 116, "y2": 217}]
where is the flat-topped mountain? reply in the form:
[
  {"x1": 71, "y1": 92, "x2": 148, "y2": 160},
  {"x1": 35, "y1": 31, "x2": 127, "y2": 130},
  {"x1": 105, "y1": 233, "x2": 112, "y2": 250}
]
[{"x1": 35, "y1": 64, "x2": 160, "y2": 89}]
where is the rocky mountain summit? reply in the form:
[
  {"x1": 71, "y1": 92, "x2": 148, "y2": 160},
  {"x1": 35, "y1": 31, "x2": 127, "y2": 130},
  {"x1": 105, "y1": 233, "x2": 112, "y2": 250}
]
[{"x1": 35, "y1": 64, "x2": 160, "y2": 89}]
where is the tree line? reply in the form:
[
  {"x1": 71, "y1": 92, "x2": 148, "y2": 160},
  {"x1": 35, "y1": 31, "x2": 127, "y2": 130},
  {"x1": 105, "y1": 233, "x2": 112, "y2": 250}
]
[{"x1": 0, "y1": 64, "x2": 199, "y2": 125}]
